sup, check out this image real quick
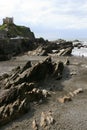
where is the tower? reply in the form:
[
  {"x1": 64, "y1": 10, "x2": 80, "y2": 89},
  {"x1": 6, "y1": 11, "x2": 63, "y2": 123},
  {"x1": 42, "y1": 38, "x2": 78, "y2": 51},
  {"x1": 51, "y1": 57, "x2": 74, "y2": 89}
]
[{"x1": 3, "y1": 17, "x2": 14, "y2": 24}]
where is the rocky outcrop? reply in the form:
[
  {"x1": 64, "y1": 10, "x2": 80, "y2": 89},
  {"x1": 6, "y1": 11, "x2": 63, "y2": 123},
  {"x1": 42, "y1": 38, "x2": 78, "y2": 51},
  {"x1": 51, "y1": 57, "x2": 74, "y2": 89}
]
[
  {"x1": 0, "y1": 22, "x2": 36, "y2": 61},
  {"x1": 28, "y1": 41, "x2": 73, "y2": 56},
  {"x1": 0, "y1": 33, "x2": 73, "y2": 61},
  {"x1": 0, "y1": 57, "x2": 64, "y2": 126},
  {"x1": 56, "y1": 47, "x2": 72, "y2": 56},
  {"x1": 0, "y1": 23, "x2": 35, "y2": 40}
]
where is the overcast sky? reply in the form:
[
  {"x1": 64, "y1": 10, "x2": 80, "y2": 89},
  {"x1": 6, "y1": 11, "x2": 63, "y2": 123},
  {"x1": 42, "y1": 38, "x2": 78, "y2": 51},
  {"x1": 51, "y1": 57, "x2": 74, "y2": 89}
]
[{"x1": 0, "y1": 0, "x2": 87, "y2": 40}]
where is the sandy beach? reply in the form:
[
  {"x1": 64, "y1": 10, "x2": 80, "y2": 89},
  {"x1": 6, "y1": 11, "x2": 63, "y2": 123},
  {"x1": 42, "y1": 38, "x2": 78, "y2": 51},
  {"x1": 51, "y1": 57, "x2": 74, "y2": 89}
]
[{"x1": 0, "y1": 54, "x2": 87, "y2": 130}]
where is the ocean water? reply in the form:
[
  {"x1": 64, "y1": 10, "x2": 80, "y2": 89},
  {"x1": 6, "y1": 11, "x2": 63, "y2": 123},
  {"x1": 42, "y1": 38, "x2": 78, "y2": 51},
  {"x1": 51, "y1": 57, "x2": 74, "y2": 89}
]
[{"x1": 72, "y1": 41, "x2": 87, "y2": 57}]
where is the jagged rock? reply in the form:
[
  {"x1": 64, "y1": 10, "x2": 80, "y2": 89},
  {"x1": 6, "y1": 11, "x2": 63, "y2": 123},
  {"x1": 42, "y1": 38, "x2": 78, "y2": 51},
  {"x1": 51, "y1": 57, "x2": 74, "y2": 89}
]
[
  {"x1": 13, "y1": 57, "x2": 54, "y2": 85},
  {"x1": 18, "y1": 98, "x2": 30, "y2": 113},
  {"x1": 0, "y1": 57, "x2": 64, "y2": 126},
  {"x1": 9, "y1": 67, "x2": 21, "y2": 81},
  {"x1": 57, "y1": 47, "x2": 72, "y2": 56},
  {"x1": 28, "y1": 40, "x2": 73, "y2": 56},
  {"x1": 5, "y1": 81, "x2": 12, "y2": 89},
  {"x1": 20, "y1": 61, "x2": 32, "y2": 73},
  {"x1": 0, "y1": 98, "x2": 30, "y2": 126},
  {"x1": 0, "y1": 105, "x2": 5, "y2": 118},
  {"x1": 11, "y1": 66, "x2": 21, "y2": 73},
  {"x1": 6, "y1": 57, "x2": 62, "y2": 86},
  {"x1": 0, "y1": 87, "x2": 18, "y2": 107}
]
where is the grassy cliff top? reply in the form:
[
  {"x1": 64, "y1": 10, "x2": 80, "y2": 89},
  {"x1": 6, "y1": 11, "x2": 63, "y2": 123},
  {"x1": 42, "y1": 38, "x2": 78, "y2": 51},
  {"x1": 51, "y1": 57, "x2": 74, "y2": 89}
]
[{"x1": 0, "y1": 23, "x2": 35, "y2": 40}]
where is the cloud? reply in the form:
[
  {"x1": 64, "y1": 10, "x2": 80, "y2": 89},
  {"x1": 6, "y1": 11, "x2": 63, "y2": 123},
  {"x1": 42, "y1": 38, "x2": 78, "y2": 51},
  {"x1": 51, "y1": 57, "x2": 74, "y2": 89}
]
[{"x1": 0, "y1": 0, "x2": 87, "y2": 39}]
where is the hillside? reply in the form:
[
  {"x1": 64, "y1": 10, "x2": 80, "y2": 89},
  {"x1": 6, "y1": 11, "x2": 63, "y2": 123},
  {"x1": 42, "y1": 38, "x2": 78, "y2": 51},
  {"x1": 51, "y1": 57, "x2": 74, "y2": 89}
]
[{"x1": 0, "y1": 23, "x2": 35, "y2": 40}]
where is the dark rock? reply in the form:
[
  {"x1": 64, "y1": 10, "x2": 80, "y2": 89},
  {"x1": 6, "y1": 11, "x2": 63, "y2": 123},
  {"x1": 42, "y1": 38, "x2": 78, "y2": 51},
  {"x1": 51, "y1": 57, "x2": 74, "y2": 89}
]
[
  {"x1": 2, "y1": 73, "x2": 9, "y2": 79},
  {"x1": 18, "y1": 98, "x2": 30, "y2": 113},
  {"x1": 20, "y1": 61, "x2": 32, "y2": 73},
  {"x1": 9, "y1": 66, "x2": 21, "y2": 80},
  {"x1": 0, "y1": 57, "x2": 65, "y2": 126},
  {"x1": 57, "y1": 47, "x2": 73, "y2": 56},
  {"x1": 39, "y1": 50, "x2": 48, "y2": 56},
  {"x1": 0, "y1": 88, "x2": 18, "y2": 107},
  {"x1": 0, "y1": 38, "x2": 36, "y2": 61},
  {"x1": 53, "y1": 61, "x2": 64, "y2": 79},
  {"x1": 5, "y1": 80, "x2": 12, "y2": 89},
  {"x1": 65, "y1": 59, "x2": 70, "y2": 65}
]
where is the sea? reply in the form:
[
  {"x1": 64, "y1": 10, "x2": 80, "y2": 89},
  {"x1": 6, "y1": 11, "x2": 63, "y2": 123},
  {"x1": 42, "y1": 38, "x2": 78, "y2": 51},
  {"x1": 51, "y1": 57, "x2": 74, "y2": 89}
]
[{"x1": 72, "y1": 41, "x2": 87, "y2": 57}]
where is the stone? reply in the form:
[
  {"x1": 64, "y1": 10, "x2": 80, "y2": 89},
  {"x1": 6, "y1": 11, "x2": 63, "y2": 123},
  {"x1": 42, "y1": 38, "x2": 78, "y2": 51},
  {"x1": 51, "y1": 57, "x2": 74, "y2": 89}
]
[
  {"x1": 73, "y1": 88, "x2": 83, "y2": 95},
  {"x1": 69, "y1": 92, "x2": 74, "y2": 97},
  {"x1": 40, "y1": 112, "x2": 47, "y2": 127},
  {"x1": 32, "y1": 119, "x2": 38, "y2": 130},
  {"x1": 42, "y1": 89, "x2": 51, "y2": 98},
  {"x1": 58, "y1": 96, "x2": 72, "y2": 103},
  {"x1": 70, "y1": 71, "x2": 77, "y2": 76},
  {"x1": 46, "y1": 111, "x2": 54, "y2": 125}
]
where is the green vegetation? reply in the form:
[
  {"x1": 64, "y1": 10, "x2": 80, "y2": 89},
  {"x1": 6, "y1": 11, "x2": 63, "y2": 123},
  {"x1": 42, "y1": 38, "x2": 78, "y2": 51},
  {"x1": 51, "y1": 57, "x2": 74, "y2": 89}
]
[
  {"x1": 0, "y1": 23, "x2": 35, "y2": 39},
  {"x1": 0, "y1": 24, "x2": 7, "y2": 30}
]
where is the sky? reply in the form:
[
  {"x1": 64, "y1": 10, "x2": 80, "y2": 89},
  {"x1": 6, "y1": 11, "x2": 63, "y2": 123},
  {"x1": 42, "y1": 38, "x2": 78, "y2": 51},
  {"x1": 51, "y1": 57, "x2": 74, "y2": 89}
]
[{"x1": 0, "y1": 0, "x2": 87, "y2": 40}]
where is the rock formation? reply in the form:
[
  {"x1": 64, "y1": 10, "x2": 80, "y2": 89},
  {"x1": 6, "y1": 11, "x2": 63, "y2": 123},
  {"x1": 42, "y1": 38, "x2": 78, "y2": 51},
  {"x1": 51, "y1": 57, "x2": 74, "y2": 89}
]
[
  {"x1": 28, "y1": 40, "x2": 73, "y2": 56},
  {"x1": 0, "y1": 57, "x2": 64, "y2": 126}
]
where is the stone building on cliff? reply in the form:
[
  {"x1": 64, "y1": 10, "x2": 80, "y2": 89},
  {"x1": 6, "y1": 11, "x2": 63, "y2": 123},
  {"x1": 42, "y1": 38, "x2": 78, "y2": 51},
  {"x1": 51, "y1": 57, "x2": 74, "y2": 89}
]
[
  {"x1": 3, "y1": 17, "x2": 13, "y2": 24},
  {"x1": 0, "y1": 17, "x2": 13, "y2": 38}
]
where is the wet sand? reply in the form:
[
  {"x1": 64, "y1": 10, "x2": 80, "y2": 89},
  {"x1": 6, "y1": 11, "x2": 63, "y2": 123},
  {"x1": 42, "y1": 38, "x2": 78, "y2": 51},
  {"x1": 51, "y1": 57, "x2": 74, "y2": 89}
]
[{"x1": 1, "y1": 55, "x2": 87, "y2": 130}]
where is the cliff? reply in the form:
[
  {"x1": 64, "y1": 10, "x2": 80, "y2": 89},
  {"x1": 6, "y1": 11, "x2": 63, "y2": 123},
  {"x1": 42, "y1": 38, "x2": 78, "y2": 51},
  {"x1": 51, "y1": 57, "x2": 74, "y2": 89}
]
[
  {"x1": 0, "y1": 38, "x2": 35, "y2": 60},
  {"x1": 0, "y1": 23, "x2": 35, "y2": 40},
  {"x1": 0, "y1": 22, "x2": 36, "y2": 60}
]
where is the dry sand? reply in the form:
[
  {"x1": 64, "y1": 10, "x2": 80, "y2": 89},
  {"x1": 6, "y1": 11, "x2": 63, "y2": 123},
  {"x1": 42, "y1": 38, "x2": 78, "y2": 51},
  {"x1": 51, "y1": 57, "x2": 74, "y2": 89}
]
[{"x1": 1, "y1": 55, "x2": 87, "y2": 130}]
